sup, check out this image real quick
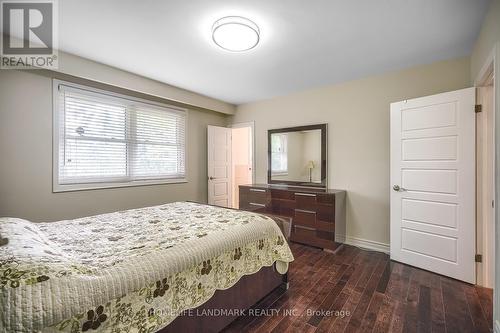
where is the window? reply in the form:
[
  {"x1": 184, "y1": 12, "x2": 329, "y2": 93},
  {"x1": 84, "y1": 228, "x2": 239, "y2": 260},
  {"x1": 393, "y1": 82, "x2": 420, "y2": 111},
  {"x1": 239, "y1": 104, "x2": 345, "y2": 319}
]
[
  {"x1": 53, "y1": 80, "x2": 187, "y2": 192},
  {"x1": 271, "y1": 133, "x2": 288, "y2": 174}
]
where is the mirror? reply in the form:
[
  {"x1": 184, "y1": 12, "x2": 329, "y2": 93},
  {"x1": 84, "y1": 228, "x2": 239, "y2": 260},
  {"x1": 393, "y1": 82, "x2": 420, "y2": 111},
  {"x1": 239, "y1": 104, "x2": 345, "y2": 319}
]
[{"x1": 268, "y1": 124, "x2": 327, "y2": 187}]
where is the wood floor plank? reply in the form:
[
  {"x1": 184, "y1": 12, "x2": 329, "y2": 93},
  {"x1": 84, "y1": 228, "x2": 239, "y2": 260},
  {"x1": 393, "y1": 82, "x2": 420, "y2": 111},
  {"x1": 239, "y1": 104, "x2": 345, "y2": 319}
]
[
  {"x1": 315, "y1": 291, "x2": 350, "y2": 333},
  {"x1": 327, "y1": 290, "x2": 362, "y2": 332},
  {"x1": 401, "y1": 268, "x2": 420, "y2": 333},
  {"x1": 476, "y1": 286, "x2": 494, "y2": 326},
  {"x1": 287, "y1": 258, "x2": 339, "y2": 331},
  {"x1": 372, "y1": 294, "x2": 396, "y2": 333},
  {"x1": 441, "y1": 277, "x2": 475, "y2": 333},
  {"x1": 342, "y1": 254, "x2": 390, "y2": 331},
  {"x1": 376, "y1": 260, "x2": 394, "y2": 293},
  {"x1": 344, "y1": 250, "x2": 372, "y2": 293},
  {"x1": 303, "y1": 323, "x2": 317, "y2": 333},
  {"x1": 354, "y1": 252, "x2": 382, "y2": 294},
  {"x1": 294, "y1": 249, "x2": 363, "y2": 331},
  {"x1": 429, "y1": 281, "x2": 446, "y2": 333},
  {"x1": 358, "y1": 291, "x2": 384, "y2": 331},
  {"x1": 463, "y1": 284, "x2": 491, "y2": 333},
  {"x1": 388, "y1": 300, "x2": 405, "y2": 333},
  {"x1": 307, "y1": 264, "x2": 354, "y2": 326},
  {"x1": 223, "y1": 244, "x2": 494, "y2": 333},
  {"x1": 270, "y1": 256, "x2": 336, "y2": 332},
  {"x1": 386, "y1": 263, "x2": 411, "y2": 303},
  {"x1": 416, "y1": 285, "x2": 431, "y2": 333}
]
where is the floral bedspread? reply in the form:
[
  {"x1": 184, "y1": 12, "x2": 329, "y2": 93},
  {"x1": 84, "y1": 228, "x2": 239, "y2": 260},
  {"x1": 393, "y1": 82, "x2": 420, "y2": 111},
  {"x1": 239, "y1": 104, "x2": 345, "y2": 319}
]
[{"x1": 0, "y1": 202, "x2": 294, "y2": 333}]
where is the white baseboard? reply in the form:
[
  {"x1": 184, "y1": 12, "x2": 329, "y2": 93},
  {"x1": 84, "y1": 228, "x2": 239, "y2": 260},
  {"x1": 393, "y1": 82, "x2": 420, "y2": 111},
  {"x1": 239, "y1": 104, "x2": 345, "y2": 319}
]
[
  {"x1": 495, "y1": 320, "x2": 500, "y2": 333},
  {"x1": 339, "y1": 235, "x2": 390, "y2": 254}
]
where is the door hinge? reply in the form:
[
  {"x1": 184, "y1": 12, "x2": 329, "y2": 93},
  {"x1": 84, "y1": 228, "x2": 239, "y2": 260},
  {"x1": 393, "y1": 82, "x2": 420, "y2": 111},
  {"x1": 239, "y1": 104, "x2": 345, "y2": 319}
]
[
  {"x1": 475, "y1": 254, "x2": 483, "y2": 263},
  {"x1": 475, "y1": 104, "x2": 482, "y2": 113}
]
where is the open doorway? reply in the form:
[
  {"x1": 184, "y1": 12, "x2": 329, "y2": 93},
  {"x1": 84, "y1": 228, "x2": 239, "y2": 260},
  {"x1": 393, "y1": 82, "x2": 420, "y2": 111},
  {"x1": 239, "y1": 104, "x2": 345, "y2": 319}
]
[
  {"x1": 230, "y1": 122, "x2": 254, "y2": 209},
  {"x1": 476, "y1": 54, "x2": 496, "y2": 289}
]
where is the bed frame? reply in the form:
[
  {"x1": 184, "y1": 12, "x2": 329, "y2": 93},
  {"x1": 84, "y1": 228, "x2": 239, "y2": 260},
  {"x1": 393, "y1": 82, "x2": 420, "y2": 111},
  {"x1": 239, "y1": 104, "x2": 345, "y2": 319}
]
[
  {"x1": 159, "y1": 265, "x2": 287, "y2": 333},
  {"x1": 158, "y1": 212, "x2": 290, "y2": 332}
]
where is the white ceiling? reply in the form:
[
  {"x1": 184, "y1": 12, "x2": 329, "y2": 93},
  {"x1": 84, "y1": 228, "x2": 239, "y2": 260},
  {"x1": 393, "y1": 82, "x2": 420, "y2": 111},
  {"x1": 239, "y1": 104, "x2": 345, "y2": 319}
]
[{"x1": 59, "y1": 0, "x2": 491, "y2": 105}]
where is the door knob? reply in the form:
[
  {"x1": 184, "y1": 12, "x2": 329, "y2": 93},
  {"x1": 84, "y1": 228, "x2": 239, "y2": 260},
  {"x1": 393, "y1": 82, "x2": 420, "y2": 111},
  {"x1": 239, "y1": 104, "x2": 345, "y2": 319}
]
[
  {"x1": 209, "y1": 176, "x2": 214, "y2": 180},
  {"x1": 393, "y1": 185, "x2": 407, "y2": 192}
]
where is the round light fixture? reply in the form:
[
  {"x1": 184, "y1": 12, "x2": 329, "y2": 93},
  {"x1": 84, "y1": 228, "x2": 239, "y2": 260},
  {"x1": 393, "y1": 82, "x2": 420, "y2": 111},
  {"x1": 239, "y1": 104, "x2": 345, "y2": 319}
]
[{"x1": 212, "y1": 16, "x2": 260, "y2": 52}]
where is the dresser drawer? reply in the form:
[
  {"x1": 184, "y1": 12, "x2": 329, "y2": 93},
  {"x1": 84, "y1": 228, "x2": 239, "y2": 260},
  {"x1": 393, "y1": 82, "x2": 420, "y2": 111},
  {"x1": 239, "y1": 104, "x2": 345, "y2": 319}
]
[
  {"x1": 294, "y1": 209, "x2": 316, "y2": 229},
  {"x1": 270, "y1": 198, "x2": 295, "y2": 217},
  {"x1": 271, "y1": 189, "x2": 295, "y2": 200},
  {"x1": 248, "y1": 188, "x2": 268, "y2": 204},
  {"x1": 316, "y1": 204, "x2": 335, "y2": 223},
  {"x1": 317, "y1": 193, "x2": 334, "y2": 205},
  {"x1": 294, "y1": 192, "x2": 317, "y2": 210},
  {"x1": 291, "y1": 226, "x2": 337, "y2": 251},
  {"x1": 240, "y1": 202, "x2": 267, "y2": 213},
  {"x1": 240, "y1": 202, "x2": 268, "y2": 213},
  {"x1": 240, "y1": 187, "x2": 269, "y2": 205},
  {"x1": 315, "y1": 220, "x2": 335, "y2": 232},
  {"x1": 294, "y1": 209, "x2": 334, "y2": 232}
]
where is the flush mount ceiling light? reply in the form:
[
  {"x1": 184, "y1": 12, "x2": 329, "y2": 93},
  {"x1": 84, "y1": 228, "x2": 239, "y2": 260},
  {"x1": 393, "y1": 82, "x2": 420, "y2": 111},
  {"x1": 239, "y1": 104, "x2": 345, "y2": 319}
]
[{"x1": 212, "y1": 16, "x2": 260, "y2": 52}]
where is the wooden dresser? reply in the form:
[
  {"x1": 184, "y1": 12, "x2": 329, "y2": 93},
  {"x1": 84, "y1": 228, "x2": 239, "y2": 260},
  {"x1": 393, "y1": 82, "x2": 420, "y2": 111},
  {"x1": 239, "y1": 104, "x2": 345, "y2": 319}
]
[{"x1": 239, "y1": 184, "x2": 346, "y2": 251}]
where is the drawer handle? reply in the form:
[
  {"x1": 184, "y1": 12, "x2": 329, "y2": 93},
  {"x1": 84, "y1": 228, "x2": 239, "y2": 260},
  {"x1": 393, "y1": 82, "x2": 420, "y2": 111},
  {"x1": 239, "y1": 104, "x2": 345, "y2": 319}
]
[
  {"x1": 294, "y1": 192, "x2": 317, "y2": 197},
  {"x1": 249, "y1": 203, "x2": 266, "y2": 207},
  {"x1": 295, "y1": 209, "x2": 316, "y2": 214},
  {"x1": 294, "y1": 225, "x2": 315, "y2": 231},
  {"x1": 250, "y1": 188, "x2": 266, "y2": 192}
]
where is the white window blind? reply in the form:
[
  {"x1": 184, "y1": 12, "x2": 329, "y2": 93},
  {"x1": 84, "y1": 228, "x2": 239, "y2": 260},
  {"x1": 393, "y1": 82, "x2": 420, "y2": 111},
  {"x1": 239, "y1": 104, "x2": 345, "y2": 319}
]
[
  {"x1": 271, "y1": 133, "x2": 288, "y2": 174},
  {"x1": 54, "y1": 81, "x2": 186, "y2": 191}
]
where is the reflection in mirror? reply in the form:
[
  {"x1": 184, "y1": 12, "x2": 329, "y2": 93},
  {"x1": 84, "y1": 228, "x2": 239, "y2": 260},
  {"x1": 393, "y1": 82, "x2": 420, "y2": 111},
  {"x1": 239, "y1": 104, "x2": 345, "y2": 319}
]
[{"x1": 270, "y1": 129, "x2": 322, "y2": 184}]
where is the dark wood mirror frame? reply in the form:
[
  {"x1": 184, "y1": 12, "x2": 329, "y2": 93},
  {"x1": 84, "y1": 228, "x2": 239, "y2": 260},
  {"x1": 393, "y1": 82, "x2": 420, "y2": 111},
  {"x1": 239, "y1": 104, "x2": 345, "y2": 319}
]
[{"x1": 267, "y1": 124, "x2": 327, "y2": 188}]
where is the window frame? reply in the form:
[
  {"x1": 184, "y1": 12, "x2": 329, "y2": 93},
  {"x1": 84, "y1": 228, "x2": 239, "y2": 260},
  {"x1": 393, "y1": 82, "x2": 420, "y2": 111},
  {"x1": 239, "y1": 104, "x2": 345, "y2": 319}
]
[
  {"x1": 52, "y1": 79, "x2": 188, "y2": 193},
  {"x1": 270, "y1": 133, "x2": 288, "y2": 175}
]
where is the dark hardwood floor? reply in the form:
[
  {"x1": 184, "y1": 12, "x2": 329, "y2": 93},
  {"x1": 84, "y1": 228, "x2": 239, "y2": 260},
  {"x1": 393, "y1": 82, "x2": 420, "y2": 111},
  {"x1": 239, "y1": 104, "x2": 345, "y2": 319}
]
[{"x1": 223, "y1": 243, "x2": 493, "y2": 333}]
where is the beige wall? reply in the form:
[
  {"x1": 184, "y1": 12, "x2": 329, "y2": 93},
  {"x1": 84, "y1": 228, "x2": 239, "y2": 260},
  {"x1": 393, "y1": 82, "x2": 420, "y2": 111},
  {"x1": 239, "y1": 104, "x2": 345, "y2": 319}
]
[
  {"x1": 53, "y1": 52, "x2": 235, "y2": 115},
  {"x1": 0, "y1": 69, "x2": 228, "y2": 222},
  {"x1": 231, "y1": 57, "x2": 471, "y2": 246},
  {"x1": 471, "y1": 0, "x2": 500, "y2": 82}
]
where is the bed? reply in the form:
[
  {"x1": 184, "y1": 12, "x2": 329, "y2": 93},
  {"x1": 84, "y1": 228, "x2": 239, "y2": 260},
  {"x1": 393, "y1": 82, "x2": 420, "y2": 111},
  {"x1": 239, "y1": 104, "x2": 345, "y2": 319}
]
[{"x1": 0, "y1": 202, "x2": 294, "y2": 333}]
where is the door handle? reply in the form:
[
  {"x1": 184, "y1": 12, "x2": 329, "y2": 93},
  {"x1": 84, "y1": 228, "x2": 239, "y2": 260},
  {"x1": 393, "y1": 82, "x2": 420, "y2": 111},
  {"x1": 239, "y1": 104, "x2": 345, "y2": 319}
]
[
  {"x1": 393, "y1": 185, "x2": 407, "y2": 192},
  {"x1": 295, "y1": 192, "x2": 317, "y2": 197},
  {"x1": 209, "y1": 176, "x2": 215, "y2": 180}
]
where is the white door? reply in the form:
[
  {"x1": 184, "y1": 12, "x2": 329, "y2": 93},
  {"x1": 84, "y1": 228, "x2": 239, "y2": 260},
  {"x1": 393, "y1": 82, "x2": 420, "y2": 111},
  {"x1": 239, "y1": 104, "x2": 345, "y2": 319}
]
[
  {"x1": 207, "y1": 125, "x2": 232, "y2": 207},
  {"x1": 390, "y1": 88, "x2": 476, "y2": 283}
]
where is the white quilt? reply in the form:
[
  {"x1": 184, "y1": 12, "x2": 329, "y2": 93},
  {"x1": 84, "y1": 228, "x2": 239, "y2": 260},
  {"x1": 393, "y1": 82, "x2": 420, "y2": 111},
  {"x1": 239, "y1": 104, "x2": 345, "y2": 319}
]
[{"x1": 0, "y1": 202, "x2": 294, "y2": 333}]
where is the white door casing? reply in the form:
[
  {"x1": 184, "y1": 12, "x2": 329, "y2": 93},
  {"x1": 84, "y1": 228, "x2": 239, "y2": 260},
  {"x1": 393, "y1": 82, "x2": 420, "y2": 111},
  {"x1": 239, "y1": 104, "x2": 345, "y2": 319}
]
[
  {"x1": 208, "y1": 125, "x2": 232, "y2": 207},
  {"x1": 390, "y1": 88, "x2": 476, "y2": 283},
  {"x1": 476, "y1": 85, "x2": 495, "y2": 288}
]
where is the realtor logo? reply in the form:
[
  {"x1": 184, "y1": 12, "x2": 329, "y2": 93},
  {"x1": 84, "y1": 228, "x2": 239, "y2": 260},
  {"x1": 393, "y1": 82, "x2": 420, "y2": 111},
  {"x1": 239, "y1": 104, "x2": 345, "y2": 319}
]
[{"x1": 1, "y1": 0, "x2": 58, "y2": 69}]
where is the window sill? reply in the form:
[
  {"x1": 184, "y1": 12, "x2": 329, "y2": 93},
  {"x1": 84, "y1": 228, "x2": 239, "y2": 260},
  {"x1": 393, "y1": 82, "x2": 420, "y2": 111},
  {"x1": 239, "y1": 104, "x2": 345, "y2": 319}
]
[{"x1": 53, "y1": 178, "x2": 188, "y2": 193}]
